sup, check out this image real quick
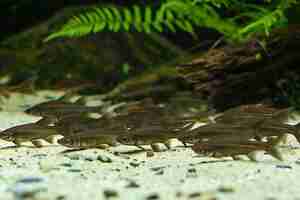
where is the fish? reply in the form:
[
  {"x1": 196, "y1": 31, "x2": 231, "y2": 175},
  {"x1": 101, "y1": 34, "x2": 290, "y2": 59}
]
[
  {"x1": 56, "y1": 116, "x2": 126, "y2": 148},
  {"x1": 196, "y1": 140, "x2": 285, "y2": 160},
  {"x1": 191, "y1": 140, "x2": 284, "y2": 161},
  {"x1": 178, "y1": 116, "x2": 300, "y2": 147},
  {"x1": 214, "y1": 104, "x2": 290, "y2": 125},
  {"x1": 54, "y1": 115, "x2": 101, "y2": 136},
  {"x1": 255, "y1": 120, "x2": 300, "y2": 144},
  {"x1": 58, "y1": 135, "x2": 118, "y2": 149},
  {"x1": 177, "y1": 123, "x2": 257, "y2": 145},
  {"x1": 25, "y1": 99, "x2": 104, "y2": 122},
  {"x1": 116, "y1": 132, "x2": 174, "y2": 150},
  {"x1": 0, "y1": 122, "x2": 58, "y2": 147}
]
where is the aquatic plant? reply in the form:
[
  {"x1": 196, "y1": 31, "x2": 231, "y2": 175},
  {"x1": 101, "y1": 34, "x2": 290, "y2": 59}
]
[{"x1": 45, "y1": 0, "x2": 297, "y2": 43}]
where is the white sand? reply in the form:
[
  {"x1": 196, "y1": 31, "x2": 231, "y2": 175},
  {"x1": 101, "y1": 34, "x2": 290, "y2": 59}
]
[{"x1": 0, "y1": 92, "x2": 300, "y2": 200}]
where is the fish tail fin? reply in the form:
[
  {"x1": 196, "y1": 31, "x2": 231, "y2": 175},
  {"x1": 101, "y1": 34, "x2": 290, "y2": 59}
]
[
  {"x1": 293, "y1": 122, "x2": 300, "y2": 142},
  {"x1": 268, "y1": 145, "x2": 285, "y2": 161}
]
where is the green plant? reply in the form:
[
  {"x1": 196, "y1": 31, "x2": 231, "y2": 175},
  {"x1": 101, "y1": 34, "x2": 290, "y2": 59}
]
[{"x1": 45, "y1": 0, "x2": 298, "y2": 42}]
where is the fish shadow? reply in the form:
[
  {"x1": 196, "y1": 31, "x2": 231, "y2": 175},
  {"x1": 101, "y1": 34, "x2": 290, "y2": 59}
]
[
  {"x1": 59, "y1": 148, "x2": 90, "y2": 154},
  {"x1": 117, "y1": 149, "x2": 146, "y2": 155}
]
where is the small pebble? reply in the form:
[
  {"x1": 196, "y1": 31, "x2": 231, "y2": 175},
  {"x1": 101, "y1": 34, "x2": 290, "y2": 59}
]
[
  {"x1": 188, "y1": 192, "x2": 201, "y2": 198},
  {"x1": 276, "y1": 165, "x2": 292, "y2": 169},
  {"x1": 146, "y1": 193, "x2": 160, "y2": 200},
  {"x1": 188, "y1": 168, "x2": 196, "y2": 173},
  {"x1": 39, "y1": 160, "x2": 59, "y2": 172},
  {"x1": 56, "y1": 195, "x2": 67, "y2": 200},
  {"x1": 17, "y1": 177, "x2": 45, "y2": 184},
  {"x1": 103, "y1": 189, "x2": 118, "y2": 198},
  {"x1": 32, "y1": 154, "x2": 48, "y2": 158},
  {"x1": 125, "y1": 180, "x2": 140, "y2": 188},
  {"x1": 217, "y1": 186, "x2": 235, "y2": 193},
  {"x1": 97, "y1": 155, "x2": 112, "y2": 163},
  {"x1": 150, "y1": 166, "x2": 165, "y2": 171},
  {"x1": 146, "y1": 151, "x2": 155, "y2": 157},
  {"x1": 154, "y1": 170, "x2": 164, "y2": 175},
  {"x1": 9, "y1": 183, "x2": 47, "y2": 199},
  {"x1": 60, "y1": 163, "x2": 72, "y2": 167},
  {"x1": 129, "y1": 161, "x2": 140, "y2": 167},
  {"x1": 84, "y1": 156, "x2": 95, "y2": 162},
  {"x1": 64, "y1": 154, "x2": 81, "y2": 160},
  {"x1": 176, "y1": 191, "x2": 183, "y2": 198},
  {"x1": 68, "y1": 169, "x2": 82, "y2": 173}
]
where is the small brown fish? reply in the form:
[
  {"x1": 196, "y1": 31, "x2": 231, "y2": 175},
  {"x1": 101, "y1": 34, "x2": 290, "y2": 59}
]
[
  {"x1": 255, "y1": 120, "x2": 300, "y2": 143},
  {"x1": 178, "y1": 123, "x2": 257, "y2": 145},
  {"x1": 0, "y1": 122, "x2": 58, "y2": 147},
  {"x1": 55, "y1": 115, "x2": 101, "y2": 136},
  {"x1": 56, "y1": 116, "x2": 125, "y2": 148},
  {"x1": 25, "y1": 100, "x2": 104, "y2": 121},
  {"x1": 191, "y1": 140, "x2": 284, "y2": 161},
  {"x1": 58, "y1": 135, "x2": 118, "y2": 149},
  {"x1": 214, "y1": 104, "x2": 290, "y2": 125}
]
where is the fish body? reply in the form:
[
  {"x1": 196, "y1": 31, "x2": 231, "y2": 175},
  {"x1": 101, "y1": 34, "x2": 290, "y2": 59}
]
[
  {"x1": 58, "y1": 135, "x2": 118, "y2": 148},
  {"x1": 0, "y1": 123, "x2": 58, "y2": 146},
  {"x1": 191, "y1": 140, "x2": 283, "y2": 160},
  {"x1": 55, "y1": 115, "x2": 102, "y2": 136},
  {"x1": 215, "y1": 104, "x2": 290, "y2": 125},
  {"x1": 178, "y1": 123, "x2": 257, "y2": 144},
  {"x1": 56, "y1": 116, "x2": 126, "y2": 148},
  {"x1": 117, "y1": 132, "x2": 173, "y2": 147},
  {"x1": 255, "y1": 121, "x2": 300, "y2": 143},
  {"x1": 25, "y1": 100, "x2": 103, "y2": 121}
]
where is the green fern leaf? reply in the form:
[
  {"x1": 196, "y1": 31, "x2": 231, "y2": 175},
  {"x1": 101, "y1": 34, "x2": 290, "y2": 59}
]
[
  {"x1": 111, "y1": 6, "x2": 122, "y2": 31},
  {"x1": 133, "y1": 5, "x2": 143, "y2": 32},
  {"x1": 143, "y1": 6, "x2": 152, "y2": 33},
  {"x1": 123, "y1": 8, "x2": 132, "y2": 31}
]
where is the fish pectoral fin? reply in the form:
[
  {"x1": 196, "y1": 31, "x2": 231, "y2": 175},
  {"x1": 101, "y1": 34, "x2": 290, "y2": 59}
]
[
  {"x1": 136, "y1": 145, "x2": 145, "y2": 150},
  {"x1": 151, "y1": 143, "x2": 164, "y2": 152},
  {"x1": 74, "y1": 96, "x2": 87, "y2": 105},
  {"x1": 44, "y1": 136, "x2": 57, "y2": 144},
  {"x1": 163, "y1": 140, "x2": 172, "y2": 149},
  {"x1": 13, "y1": 139, "x2": 23, "y2": 147},
  {"x1": 31, "y1": 139, "x2": 44, "y2": 148}
]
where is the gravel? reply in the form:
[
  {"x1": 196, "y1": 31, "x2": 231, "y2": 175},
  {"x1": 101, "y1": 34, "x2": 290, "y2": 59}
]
[{"x1": 0, "y1": 91, "x2": 300, "y2": 200}]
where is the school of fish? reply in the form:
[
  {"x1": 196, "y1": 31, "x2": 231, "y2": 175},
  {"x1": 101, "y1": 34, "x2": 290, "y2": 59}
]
[{"x1": 1, "y1": 95, "x2": 299, "y2": 161}]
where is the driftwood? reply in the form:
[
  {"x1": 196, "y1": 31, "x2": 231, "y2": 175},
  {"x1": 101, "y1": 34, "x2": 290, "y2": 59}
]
[{"x1": 177, "y1": 25, "x2": 300, "y2": 110}]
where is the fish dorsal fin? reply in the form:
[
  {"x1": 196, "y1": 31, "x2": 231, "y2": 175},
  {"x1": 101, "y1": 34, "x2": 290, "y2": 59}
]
[
  {"x1": 74, "y1": 97, "x2": 87, "y2": 105},
  {"x1": 57, "y1": 92, "x2": 75, "y2": 102},
  {"x1": 270, "y1": 107, "x2": 291, "y2": 123},
  {"x1": 35, "y1": 117, "x2": 57, "y2": 126}
]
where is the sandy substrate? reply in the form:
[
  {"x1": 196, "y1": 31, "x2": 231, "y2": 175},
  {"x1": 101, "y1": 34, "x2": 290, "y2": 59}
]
[{"x1": 0, "y1": 92, "x2": 300, "y2": 200}]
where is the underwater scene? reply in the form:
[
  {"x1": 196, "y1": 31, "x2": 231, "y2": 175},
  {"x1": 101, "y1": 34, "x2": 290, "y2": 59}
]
[{"x1": 0, "y1": 1, "x2": 300, "y2": 199}]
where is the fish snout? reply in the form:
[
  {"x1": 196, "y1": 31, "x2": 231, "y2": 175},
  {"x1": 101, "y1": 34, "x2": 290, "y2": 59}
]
[
  {"x1": 178, "y1": 135, "x2": 199, "y2": 145},
  {"x1": 0, "y1": 130, "x2": 15, "y2": 142},
  {"x1": 58, "y1": 137, "x2": 75, "y2": 147},
  {"x1": 25, "y1": 107, "x2": 41, "y2": 116},
  {"x1": 116, "y1": 135, "x2": 135, "y2": 145}
]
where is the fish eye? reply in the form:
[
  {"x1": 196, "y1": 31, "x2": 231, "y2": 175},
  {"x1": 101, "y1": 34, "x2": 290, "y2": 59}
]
[
  {"x1": 1, "y1": 134, "x2": 14, "y2": 142},
  {"x1": 58, "y1": 137, "x2": 71, "y2": 145},
  {"x1": 118, "y1": 136, "x2": 130, "y2": 144}
]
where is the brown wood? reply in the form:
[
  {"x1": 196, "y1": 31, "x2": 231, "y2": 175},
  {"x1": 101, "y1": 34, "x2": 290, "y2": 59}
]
[{"x1": 177, "y1": 25, "x2": 300, "y2": 110}]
